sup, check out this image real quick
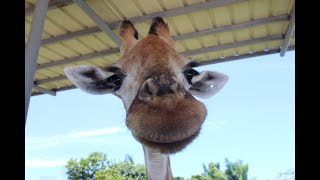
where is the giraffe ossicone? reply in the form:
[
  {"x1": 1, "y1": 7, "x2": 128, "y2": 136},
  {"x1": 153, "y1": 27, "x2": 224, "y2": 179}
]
[{"x1": 65, "y1": 17, "x2": 229, "y2": 179}]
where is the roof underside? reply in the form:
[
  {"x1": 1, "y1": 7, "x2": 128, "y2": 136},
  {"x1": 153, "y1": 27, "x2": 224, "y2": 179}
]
[{"x1": 25, "y1": 0, "x2": 295, "y2": 96}]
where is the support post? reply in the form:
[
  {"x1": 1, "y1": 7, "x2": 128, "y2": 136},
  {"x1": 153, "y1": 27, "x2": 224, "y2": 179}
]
[
  {"x1": 280, "y1": 5, "x2": 295, "y2": 57},
  {"x1": 25, "y1": 0, "x2": 49, "y2": 125}
]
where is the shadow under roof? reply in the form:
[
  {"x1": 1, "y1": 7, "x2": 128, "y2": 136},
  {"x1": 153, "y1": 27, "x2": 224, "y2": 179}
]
[{"x1": 25, "y1": 0, "x2": 295, "y2": 96}]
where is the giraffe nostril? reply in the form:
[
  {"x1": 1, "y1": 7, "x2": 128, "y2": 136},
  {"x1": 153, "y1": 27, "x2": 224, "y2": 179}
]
[
  {"x1": 139, "y1": 77, "x2": 185, "y2": 101},
  {"x1": 144, "y1": 82, "x2": 153, "y2": 96},
  {"x1": 170, "y1": 81, "x2": 180, "y2": 92},
  {"x1": 146, "y1": 79, "x2": 159, "y2": 95},
  {"x1": 138, "y1": 79, "x2": 157, "y2": 100}
]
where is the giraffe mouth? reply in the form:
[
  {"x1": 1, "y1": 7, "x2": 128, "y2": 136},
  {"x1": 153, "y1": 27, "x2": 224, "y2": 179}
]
[
  {"x1": 132, "y1": 128, "x2": 201, "y2": 154},
  {"x1": 127, "y1": 92, "x2": 207, "y2": 154}
]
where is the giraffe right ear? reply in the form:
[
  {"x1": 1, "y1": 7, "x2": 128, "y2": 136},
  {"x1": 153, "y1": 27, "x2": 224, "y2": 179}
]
[
  {"x1": 120, "y1": 20, "x2": 139, "y2": 56},
  {"x1": 64, "y1": 66, "x2": 120, "y2": 95},
  {"x1": 188, "y1": 71, "x2": 229, "y2": 99}
]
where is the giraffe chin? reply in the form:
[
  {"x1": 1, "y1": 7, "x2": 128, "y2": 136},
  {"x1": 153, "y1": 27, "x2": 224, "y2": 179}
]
[{"x1": 132, "y1": 129, "x2": 201, "y2": 154}]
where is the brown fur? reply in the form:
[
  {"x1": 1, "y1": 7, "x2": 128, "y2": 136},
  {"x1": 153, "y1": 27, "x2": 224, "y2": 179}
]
[
  {"x1": 127, "y1": 93, "x2": 206, "y2": 140},
  {"x1": 121, "y1": 35, "x2": 181, "y2": 73},
  {"x1": 134, "y1": 129, "x2": 201, "y2": 154},
  {"x1": 119, "y1": 34, "x2": 206, "y2": 153},
  {"x1": 115, "y1": 18, "x2": 209, "y2": 154}
]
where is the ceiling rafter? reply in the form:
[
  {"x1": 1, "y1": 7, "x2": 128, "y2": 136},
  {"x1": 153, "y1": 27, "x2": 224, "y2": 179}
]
[
  {"x1": 25, "y1": 0, "x2": 73, "y2": 16},
  {"x1": 37, "y1": 14, "x2": 289, "y2": 70},
  {"x1": 35, "y1": 34, "x2": 288, "y2": 85},
  {"x1": 39, "y1": 0, "x2": 247, "y2": 45}
]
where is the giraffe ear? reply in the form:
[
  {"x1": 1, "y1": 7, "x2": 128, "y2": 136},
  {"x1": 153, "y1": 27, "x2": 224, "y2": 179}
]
[
  {"x1": 188, "y1": 71, "x2": 229, "y2": 99},
  {"x1": 64, "y1": 66, "x2": 119, "y2": 95},
  {"x1": 148, "y1": 17, "x2": 175, "y2": 49},
  {"x1": 120, "y1": 20, "x2": 139, "y2": 56}
]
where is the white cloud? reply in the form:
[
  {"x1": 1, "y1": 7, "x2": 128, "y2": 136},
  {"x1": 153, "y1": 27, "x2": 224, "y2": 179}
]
[
  {"x1": 26, "y1": 159, "x2": 68, "y2": 168},
  {"x1": 26, "y1": 127, "x2": 125, "y2": 150},
  {"x1": 205, "y1": 120, "x2": 229, "y2": 129},
  {"x1": 25, "y1": 127, "x2": 128, "y2": 169},
  {"x1": 68, "y1": 127, "x2": 123, "y2": 138}
]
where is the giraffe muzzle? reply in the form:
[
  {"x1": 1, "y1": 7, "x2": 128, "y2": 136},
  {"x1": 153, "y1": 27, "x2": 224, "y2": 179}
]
[
  {"x1": 126, "y1": 92, "x2": 207, "y2": 154},
  {"x1": 138, "y1": 76, "x2": 186, "y2": 102}
]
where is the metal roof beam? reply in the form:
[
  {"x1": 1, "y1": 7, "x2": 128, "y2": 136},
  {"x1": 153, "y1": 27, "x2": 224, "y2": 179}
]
[
  {"x1": 25, "y1": 0, "x2": 73, "y2": 16},
  {"x1": 33, "y1": 85, "x2": 56, "y2": 96},
  {"x1": 173, "y1": 14, "x2": 288, "y2": 41},
  {"x1": 37, "y1": 48, "x2": 119, "y2": 70},
  {"x1": 182, "y1": 34, "x2": 283, "y2": 56},
  {"x1": 35, "y1": 34, "x2": 285, "y2": 85},
  {"x1": 37, "y1": 15, "x2": 288, "y2": 70},
  {"x1": 198, "y1": 46, "x2": 295, "y2": 66},
  {"x1": 35, "y1": 76, "x2": 67, "y2": 85},
  {"x1": 280, "y1": 5, "x2": 295, "y2": 57},
  {"x1": 41, "y1": 0, "x2": 247, "y2": 45},
  {"x1": 73, "y1": 0, "x2": 121, "y2": 46},
  {"x1": 31, "y1": 46, "x2": 295, "y2": 96}
]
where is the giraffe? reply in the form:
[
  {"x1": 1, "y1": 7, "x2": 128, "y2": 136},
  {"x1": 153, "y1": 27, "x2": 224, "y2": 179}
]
[{"x1": 64, "y1": 17, "x2": 229, "y2": 180}]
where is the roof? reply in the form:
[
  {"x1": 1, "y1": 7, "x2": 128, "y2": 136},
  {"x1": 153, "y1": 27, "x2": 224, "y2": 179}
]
[{"x1": 25, "y1": 0, "x2": 295, "y2": 96}]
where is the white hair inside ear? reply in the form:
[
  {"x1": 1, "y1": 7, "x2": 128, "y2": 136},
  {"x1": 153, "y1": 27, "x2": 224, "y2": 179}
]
[
  {"x1": 64, "y1": 66, "x2": 114, "y2": 95},
  {"x1": 188, "y1": 71, "x2": 229, "y2": 99}
]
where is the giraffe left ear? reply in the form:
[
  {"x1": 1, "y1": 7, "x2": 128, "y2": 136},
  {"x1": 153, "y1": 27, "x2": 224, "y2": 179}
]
[
  {"x1": 64, "y1": 66, "x2": 117, "y2": 95},
  {"x1": 188, "y1": 71, "x2": 229, "y2": 99},
  {"x1": 120, "y1": 20, "x2": 139, "y2": 56}
]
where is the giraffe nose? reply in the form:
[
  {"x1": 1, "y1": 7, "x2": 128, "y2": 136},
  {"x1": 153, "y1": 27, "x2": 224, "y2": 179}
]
[{"x1": 138, "y1": 76, "x2": 185, "y2": 100}]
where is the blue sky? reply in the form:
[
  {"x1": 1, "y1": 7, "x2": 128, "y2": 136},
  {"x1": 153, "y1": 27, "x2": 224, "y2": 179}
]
[{"x1": 26, "y1": 51, "x2": 295, "y2": 180}]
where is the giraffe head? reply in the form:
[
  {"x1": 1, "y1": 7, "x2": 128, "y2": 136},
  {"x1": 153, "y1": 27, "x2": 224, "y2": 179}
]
[{"x1": 65, "y1": 17, "x2": 229, "y2": 154}]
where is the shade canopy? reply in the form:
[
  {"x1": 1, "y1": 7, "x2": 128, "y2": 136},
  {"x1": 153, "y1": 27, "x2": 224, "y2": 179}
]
[{"x1": 25, "y1": 0, "x2": 295, "y2": 96}]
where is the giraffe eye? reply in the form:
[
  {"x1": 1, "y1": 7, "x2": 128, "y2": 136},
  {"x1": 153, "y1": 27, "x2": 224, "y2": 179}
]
[
  {"x1": 184, "y1": 69, "x2": 199, "y2": 84},
  {"x1": 105, "y1": 74, "x2": 122, "y2": 90}
]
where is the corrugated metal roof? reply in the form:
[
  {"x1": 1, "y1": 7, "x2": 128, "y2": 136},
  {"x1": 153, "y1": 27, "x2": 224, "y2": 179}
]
[{"x1": 25, "y1": 0, "x2": 295, "y2": 96}]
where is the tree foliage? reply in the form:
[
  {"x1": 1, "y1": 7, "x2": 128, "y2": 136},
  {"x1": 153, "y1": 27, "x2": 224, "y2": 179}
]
[
  {"x1": 65, "y1": 152, "x2": 249, "y2": 180},
  {"x1": 224, "y1": 159, "x2": 248, "y2": 180},
  {"x1": 65, "y1": 152, "x2": 145, "y2": 180},
  {"x1": 65, "y1": 152, "x2": 108, "y2": 180},
  {"x1": 269, "y1": 169, "x2": 295, "y2": 180},
  {"x1": 188, "y1": 159, "x2": 248, "y2": 180},
  {"x1": 174, "y1": 177, "x2": 186, "y2": 180}
]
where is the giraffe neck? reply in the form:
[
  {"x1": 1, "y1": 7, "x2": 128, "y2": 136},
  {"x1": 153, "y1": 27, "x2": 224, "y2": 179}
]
[{"x1": 143, "y1": 145, "x2": 173, "y2": 180}]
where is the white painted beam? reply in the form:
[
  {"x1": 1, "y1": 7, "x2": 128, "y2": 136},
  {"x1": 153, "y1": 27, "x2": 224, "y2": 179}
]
[
  {"x1": 33, "y1": 85, "x2": 56, "y2": 96},
  {"x1": 25, "y1": 0, "x2": 49, "y2": 123}
]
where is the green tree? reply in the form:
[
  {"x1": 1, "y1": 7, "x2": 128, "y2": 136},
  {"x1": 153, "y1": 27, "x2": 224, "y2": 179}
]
[
  {"x1": 66, "y1": 152, "x2": 249, "y2": 180},
  {"x1": 103, "y1": 161, "x2": 146, "y2": 179},
  {"x1": 94, "y1": 168, "x2": 125, "y2": 180},
  {"x1": 189, "y1": 162, "x2": 225, "y2": 180},
  {"x1": 65, "y1": 152, "x2": 146, "y2": 180},
  {"x1": 225, "y1": 159, "x2": 248, "y2": 180},
  {"x1": 189, "y1": 174, "x2": 211, "y2": 180},
  {"x1": 204, "y1": 162, "x2": 226, "y2": 180},
  {"x1": 174, "y1": 177, "x2": 185, "y2": 180},
  {"x1": 188, "y1": 159, "x2": 248, "y2": 180},
  {"x1": 65, "y1": 152, "x2": 108, "y2": 180},
  {"x1": 274, "y1": 169, "x2": 295, "y2": 180}
]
